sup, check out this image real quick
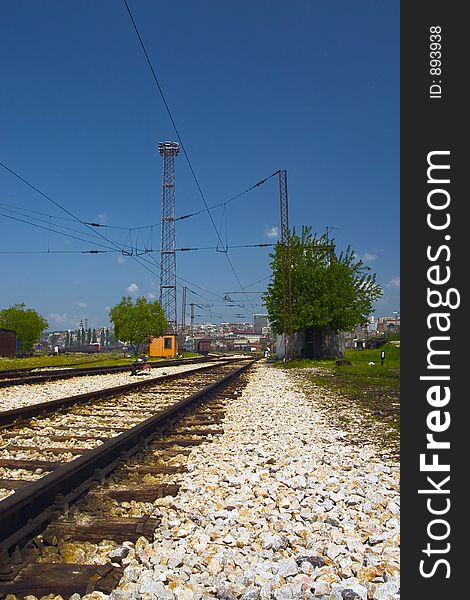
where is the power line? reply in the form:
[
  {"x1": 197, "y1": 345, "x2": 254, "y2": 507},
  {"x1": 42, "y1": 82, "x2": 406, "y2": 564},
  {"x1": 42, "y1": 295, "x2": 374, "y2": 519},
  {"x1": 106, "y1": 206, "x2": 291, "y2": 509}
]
[
  {"x1": 0, "y1": 210, "x2": 120, "y2": 252},
  {"x1": 175, "y1": 243, "x2": 275, "y2": 252},
  {"x1": 0, "y1": 204, "x2": 118, "y2": 242},
  {"x1": 175, "y1": 171, "x2": 280, "y2": 222},
  {"x1": 121, "y1": 0, "x2": 255, "y2": 312},
  {"x1": 84, "y1": 170, "x2": 279, "y2": 229},
  {"x1": 0, "y1": 162, "x2": 261, "y2": 321},
  {"x1": 0, "y1": 250, "x2": 108, "y2": 255},
  {"x1": 0, "y1": 160, "x2": 131, "y2": 256}
]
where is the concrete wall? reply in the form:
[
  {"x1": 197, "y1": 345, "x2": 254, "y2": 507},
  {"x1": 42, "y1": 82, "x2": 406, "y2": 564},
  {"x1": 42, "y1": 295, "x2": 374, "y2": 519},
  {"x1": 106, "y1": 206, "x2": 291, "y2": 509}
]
[{"x1": 276, "y1": 329, "x2": 346, "y2": 359}]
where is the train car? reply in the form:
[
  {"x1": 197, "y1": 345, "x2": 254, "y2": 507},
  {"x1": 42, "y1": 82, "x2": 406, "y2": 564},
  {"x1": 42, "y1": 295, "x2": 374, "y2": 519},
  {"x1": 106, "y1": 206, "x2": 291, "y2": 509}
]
[
  {"x1": 196, "y1": 339, "x2": 211, "y2": 355},
  {"x1": 0, "y1": 329, "x2": 17, "y2": 358}
]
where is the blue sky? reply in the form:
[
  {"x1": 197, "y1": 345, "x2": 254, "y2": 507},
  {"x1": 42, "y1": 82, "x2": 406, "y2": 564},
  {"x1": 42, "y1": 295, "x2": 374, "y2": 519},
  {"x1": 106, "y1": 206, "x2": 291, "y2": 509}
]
[{"x1": 0, "y1": 0, "x2": 399, "y2": 331}]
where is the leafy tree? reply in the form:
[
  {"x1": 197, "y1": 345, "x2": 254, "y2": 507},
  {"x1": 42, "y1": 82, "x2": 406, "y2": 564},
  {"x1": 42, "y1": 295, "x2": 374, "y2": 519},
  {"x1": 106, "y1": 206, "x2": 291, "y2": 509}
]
[
  {"x1": 99, "y1": 329, "x2": 105, "y2": 346},
  {"x1": 109, "y1": 296, "x2": 168, "y2": 354},
  {"x1": 263, "y1": 227, "x2": 382, "y2": 358},
  {"x1": 86, "y1": 328, "x2": 92, "y2": 344},
  {"x1": 92, "y1": 328, "x2": 98, "y2": 343},
  {"x1": 0, "y1": 303, "x2": 48, "y2": 353}
]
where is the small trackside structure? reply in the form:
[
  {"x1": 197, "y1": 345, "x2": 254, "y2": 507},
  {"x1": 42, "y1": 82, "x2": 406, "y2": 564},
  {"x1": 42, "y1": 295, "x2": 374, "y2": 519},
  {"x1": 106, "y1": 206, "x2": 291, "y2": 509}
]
[
  {"x1": 276, "y1": 328, "x2": 346, "y2": 360},
  {"x1": 149, "y1": 335, "x2": 178, "y2": 358},
  {"x1": 0, "y1": 329, "x2": 17, "y2": 358}
]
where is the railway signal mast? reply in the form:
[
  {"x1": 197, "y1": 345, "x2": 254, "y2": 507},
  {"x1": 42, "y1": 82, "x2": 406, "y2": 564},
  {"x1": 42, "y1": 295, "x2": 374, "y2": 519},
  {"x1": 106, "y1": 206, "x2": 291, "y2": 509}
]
[
  {"x1": 279, "y1": 169, "x2": 293, "y2": 360},
  {"x1": 158, "y1": 141, "x2": 179, "y2": 332}
]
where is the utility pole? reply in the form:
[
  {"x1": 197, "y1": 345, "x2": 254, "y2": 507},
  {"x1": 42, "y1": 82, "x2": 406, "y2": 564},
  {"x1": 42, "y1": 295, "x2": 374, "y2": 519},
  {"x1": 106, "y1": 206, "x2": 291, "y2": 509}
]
[
  {"x1": 181, "y1": 286, "x2": 187, "y2": 350},
  {"x1": 279, "y1": 170, "x2": 293, "y2": 360},
  {"x1": 190, "y1": 302, "x2": 195, "y2": 352},
  {"x1": 158, "y1": 141, "x2": 179, "y2": 332}
]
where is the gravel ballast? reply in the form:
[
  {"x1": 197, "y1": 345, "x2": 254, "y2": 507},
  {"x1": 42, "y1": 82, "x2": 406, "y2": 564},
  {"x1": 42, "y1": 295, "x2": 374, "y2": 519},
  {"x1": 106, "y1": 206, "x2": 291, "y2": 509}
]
[
  {"x1": 0, "y1": 362, "x2": 400, "y2": 599},
  {"x1": 108, "y1": 362, "x2": 400, "y2": 600},
  {"x1": 0, "y1": 362, "x2": 221, "y2": 412}
]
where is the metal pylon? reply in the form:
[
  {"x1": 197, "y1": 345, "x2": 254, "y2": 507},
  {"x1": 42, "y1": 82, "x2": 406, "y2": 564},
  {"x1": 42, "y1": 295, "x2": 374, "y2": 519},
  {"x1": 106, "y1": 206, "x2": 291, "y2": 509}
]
[
  {"x1": 158, "y1": 141, "x2": 179, "y2": 332},
  {"x1": 279, "y1": 169, "x2": 293, "y2": 360}
]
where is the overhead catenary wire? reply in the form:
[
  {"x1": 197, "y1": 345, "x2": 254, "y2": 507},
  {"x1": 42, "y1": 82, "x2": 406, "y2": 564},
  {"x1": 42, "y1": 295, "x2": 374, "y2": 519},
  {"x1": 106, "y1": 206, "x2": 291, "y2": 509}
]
[
  {"x1": 0, "y1": 169, "x2": 270, "y2": 319},
  {"x1": 121, "y1": 0, "x2": 256, "y2": 313},
  {"x1": 0, "y1": 210, "x2": 121, "y2": 253},
  {"x1": 0, "y1": 160, "x2": 132, "y2": 256},
  {"x1": 0, "y1": 167, "x2": 260, "y2": 317},
  {"x1": 83, "y1": 170, "x2": 280, "y2": 229}
]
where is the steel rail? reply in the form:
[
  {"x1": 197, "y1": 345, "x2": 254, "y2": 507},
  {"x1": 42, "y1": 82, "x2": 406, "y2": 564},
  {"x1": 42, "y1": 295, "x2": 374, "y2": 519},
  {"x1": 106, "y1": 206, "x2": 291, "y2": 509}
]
[
  {"x1": 0, "y1": 359, "x2": 255, "y2": 552},
  {"x1": 0, "y1": 357, "x2": 250, "y2": 428},
  {"x1": 0, "y1": 355, "x2": 228, "y2": 388}
]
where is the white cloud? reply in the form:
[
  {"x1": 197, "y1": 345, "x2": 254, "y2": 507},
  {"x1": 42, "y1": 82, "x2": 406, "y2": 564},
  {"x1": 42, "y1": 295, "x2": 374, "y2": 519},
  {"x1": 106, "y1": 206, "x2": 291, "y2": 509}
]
[
  {"x1": 147, "y1": 292, "x2": 157, "y2": 300},
  {"x1": 127, "y1": 283, "x2": 139, "y2": 294},
  {"x1": 117, "y1": 256, "x2": 125, "y2": 264},
  {"x1": 75, "y1": 301, "x2": 87, "y2": 308},
  {"x1": 265, "y1": 227, "x2": 279, "y2": 239},
  {"x1": 388, "y1": 276, "x2": 400, "y2": 288},
  {"x1": 363, "y1": 252, "x2": 377, "y2": 262},
  {"x1": 97, "y1": 212, "x2": 109, "y2": 224},
  {"x1": 47, "y1": 313, "x2": 69, "y2": 326}
]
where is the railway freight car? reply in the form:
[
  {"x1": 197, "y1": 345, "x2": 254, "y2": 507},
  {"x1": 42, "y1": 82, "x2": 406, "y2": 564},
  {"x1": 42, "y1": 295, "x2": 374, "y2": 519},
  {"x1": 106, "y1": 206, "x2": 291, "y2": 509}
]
[
  {"x1": 0, "y1": 329, "x2": 17, "y2": 358},
  {"x1": 196, "y1": 339, "x2": 211, "y2": 355}
]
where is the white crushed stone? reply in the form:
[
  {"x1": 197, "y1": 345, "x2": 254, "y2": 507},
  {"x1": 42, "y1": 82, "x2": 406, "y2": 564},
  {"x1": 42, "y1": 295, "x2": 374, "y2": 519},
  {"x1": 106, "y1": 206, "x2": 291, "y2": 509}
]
[
  {"x1": 0, "y1": 362, "x2": 221, "y2": 412},
  {"x1": 108, "y1": 362, "x2": 400, "y2": 600}
]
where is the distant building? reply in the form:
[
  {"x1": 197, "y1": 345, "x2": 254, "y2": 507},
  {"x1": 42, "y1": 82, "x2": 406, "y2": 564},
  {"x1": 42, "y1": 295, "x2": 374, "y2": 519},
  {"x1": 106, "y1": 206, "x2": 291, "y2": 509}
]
[
  {"x1": 253, "y1": 314, "x2": 269, "y2": 333},
  {"x1": 377, "y1": 315, "x2": 400, "y2": 335}
]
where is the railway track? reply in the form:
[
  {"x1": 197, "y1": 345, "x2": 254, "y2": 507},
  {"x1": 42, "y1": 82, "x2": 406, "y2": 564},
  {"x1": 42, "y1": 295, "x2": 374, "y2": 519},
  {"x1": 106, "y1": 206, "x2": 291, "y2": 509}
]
[
  {"x1": 0, "y1": 357, "x2": 255, "y2": 598},
  {"x1": 0, "y1": 355, "x2": 232, "y2": 388}
]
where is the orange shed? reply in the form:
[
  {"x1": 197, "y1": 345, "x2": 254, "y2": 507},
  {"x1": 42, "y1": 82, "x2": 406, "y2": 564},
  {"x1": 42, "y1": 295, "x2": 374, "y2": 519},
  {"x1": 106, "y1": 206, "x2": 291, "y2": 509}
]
[{"x1": 149, "y1": 335, "x2": 178, "y2": 358}]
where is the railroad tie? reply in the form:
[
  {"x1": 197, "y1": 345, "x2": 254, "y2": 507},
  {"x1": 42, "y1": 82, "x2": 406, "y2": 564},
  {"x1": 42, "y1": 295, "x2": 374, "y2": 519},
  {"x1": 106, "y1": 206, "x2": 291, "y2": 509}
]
[
  {"x1": 90, "y1": 483, "x2": 181, "y2": 503},
  {"x1": 152, "y1": 439, "x2": 205, "y2": 449},
  {"x1": 0, "y1": 562, "x2": 124, "y2": 596},
  {"x1": 124, "y1": 464, "x2": 187, "y2": 475},
  {"x1": 0, "y1": 458, "x2": 62, "y2": 470},
  {"x1": 192, "y1": 411, "x2": 225, "y2": 419},
  {"x1": 43, "y1": 515, "x2": 161, "y2": 544},
  {"x1": 4, "y1": 445, "x2": 88, "y2": 455},
  {"x1": 0, "y1": 433, "x2": 110, "y2": 442},
  {"x1": 169, "y1": 428, "x2": 224, "y2": 436}
]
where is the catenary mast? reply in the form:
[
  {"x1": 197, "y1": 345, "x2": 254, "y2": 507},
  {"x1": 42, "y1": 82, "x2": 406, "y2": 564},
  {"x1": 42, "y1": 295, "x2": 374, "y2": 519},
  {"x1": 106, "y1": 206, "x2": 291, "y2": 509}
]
[{"x1": 158, "y1": 141, "x2": 179, "y2": 332}]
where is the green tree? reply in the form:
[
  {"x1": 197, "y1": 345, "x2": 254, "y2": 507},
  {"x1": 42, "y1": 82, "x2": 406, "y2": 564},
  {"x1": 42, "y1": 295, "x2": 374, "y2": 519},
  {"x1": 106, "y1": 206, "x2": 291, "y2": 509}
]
[
  {"x1": 0, "y1": 303, "x2": 48, "y2": 353},
  {"x1": 109, "y1": 296, "x2": 168, "y2": 354},
  {"x1": 92, "y1": 328, "x2": 98, "y2": 343},
  {"x1": 263, "y1": 227, "x2": 382, "y2": 358}
]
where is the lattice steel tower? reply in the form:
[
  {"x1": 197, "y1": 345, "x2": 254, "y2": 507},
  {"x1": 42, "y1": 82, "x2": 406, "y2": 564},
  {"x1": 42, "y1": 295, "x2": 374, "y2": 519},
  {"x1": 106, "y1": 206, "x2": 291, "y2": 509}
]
[
  {"x1": 158, "y1": 141, "x2": 179, "y2": 331},
  {"x1": 279, "y1": 169, "x2": 293, "y2": 360}
]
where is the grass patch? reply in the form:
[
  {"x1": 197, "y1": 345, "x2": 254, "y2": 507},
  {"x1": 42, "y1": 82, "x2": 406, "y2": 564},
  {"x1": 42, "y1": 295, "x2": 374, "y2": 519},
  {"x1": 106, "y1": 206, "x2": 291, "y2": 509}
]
[
  {"x1": 180, "y1": 352, "x2": 200, "y2": 359},
  {"x1": 275, "y1": 342, "x2": 400, "y2": 454},
  {"x1": 0, "y1": 353, "x2": 137, "y2": 371},
  {"x1": 0, "y1": 351, "x2": 207, "y2": 371}
]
